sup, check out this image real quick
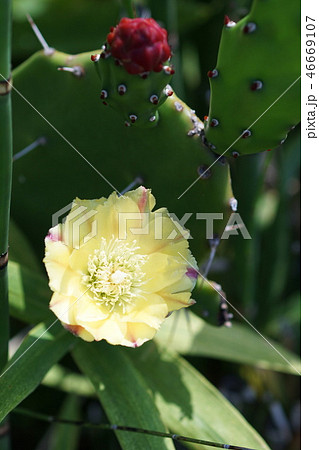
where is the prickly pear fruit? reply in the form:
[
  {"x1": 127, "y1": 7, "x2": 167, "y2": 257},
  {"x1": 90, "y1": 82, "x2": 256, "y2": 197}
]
[
  {"x1": 93, "y1": 17, "x2": 175, "y2": 127},
  {"x1": 205, "y1": 0, "x2": 300, "y2": 156},
  {"x1": 107, "y1": 18, "x2": 171, "y2": 74}
]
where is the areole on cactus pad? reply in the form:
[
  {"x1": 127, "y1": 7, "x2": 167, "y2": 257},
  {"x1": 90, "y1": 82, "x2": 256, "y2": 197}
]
[{"x1": 92, "y1": 17, "x2": 175, "y2": 127}]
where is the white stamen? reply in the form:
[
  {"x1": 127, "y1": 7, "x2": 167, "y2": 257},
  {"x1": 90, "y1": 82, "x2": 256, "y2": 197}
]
[
  {"x1": 83, "y1": 237, "x2": 148, "y2": 312},
  {"x1": 111, "y1": 270, "x2": 127, "y2": 284}
]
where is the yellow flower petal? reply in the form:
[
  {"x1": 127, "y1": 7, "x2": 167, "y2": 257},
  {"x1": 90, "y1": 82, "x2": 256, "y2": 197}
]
[
  {"x1": 75, "y1": 296, "x2": 109, "y2": 322},
  {"x1": 44, "y1": 238, "x2": 78, "y2": 294},
  {"x1": 78, "y1": 317, "x2": 127, "y2": 345},
  {"x1": 49, "y1": 292, "x2": 78, "y2": 325},
  {"x1": 123, "y1": 186, "x2": 156, "y2": 213},
  {"x1": 142, "y1": 252, "x2": 188, "y2": 293},
  {"x1": 63, "y1": 198, "x2": 106, "y2": 248},
  {"x1": 44, "y1": 234, "x2": 70, "y2": 267},
  {"x1": 62, "y1": 323, "x2": 94, "y2": 342},
  {"x1": 160, "y1": 273, "x2": 196, "y2": 296},
  {"x1": 68, "y1": 237, "x2": 100, "y2": 273},
  {"x1": 159, "y1": 291, "x2": 195, "y2": 312},
  {"x1": 125, "y1": 322, "x2": 157, "y2": 347},
  {"x1": 123, "y1": 293, "x2": 168, "y2": 329}
]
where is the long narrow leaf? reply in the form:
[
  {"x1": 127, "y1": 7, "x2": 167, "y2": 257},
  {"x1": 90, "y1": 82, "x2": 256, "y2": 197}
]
[
  {"x1": 72, "y1": 341, "x2": 175, "y2": 450},
  {"x1": 127, "y1": 343, "x2": 270, "y2": 450},
  {"x1": 9, "y1": 220, "x2": 43, "y2": 273},
  {"x1": 47, "y1": 395, "x2": 82, "y2": 450},
  {"x1": 155, "y1": 311, "x2": 301, "y2": 375},
  {"x1": 42, "y1": 364, "x2": 95, "y2": 397},
  {"x1": 0, "y1": 321, "x2": 75, "y2": 422},
  {"x1": 8, "y1": 261, "x2": 52, "y2": 324}
]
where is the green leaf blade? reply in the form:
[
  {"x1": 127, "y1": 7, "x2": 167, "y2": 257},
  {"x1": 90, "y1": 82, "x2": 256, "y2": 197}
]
[
  {"x1": 0, "y1": 321, "x2": 75, "y2": 422},
  {"x1": 128, "y1": 344, "x2": 270, "y2": 450},
  {"x1": 8, "y1": 260, "x2": 52, "y2": 324},
  {"x1": 47, "y1": 395, "x2": 82, "y2": 450},
  {"x1": 72, "y1": 341, "x2": 175, "y2": 450},
  {"x1": 156, "y1": 311, "x2": 301, "y2": 375}
]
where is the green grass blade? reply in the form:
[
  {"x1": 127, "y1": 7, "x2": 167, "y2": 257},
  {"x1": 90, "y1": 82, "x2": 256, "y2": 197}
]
[
  {"x1": 47, "y1": 395, "x2": 82, "y2": 450},
  {"x1": 156, "y1": 311, "x2": 301, "y2": 375},
  {"x1": 42, "y1": 364, "x2": 95, "y2": 397},
  {"x1": 9, "y1": 219, "x2": 43, "y2": 273},
  {"x1": 0, "y1": 321, "x2": 75, "y2": 422},
  {"x1": 72, "y1": 341, "x2": 175, "y2": 450},
  {"x1": 128, "y1": 343, "x2": 270, "y2": 450},
  {"x1": 8, "y1": 260, "x2": 52, "y2": 324}
]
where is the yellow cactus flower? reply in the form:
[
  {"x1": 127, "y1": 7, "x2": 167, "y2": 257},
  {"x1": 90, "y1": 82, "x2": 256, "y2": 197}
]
[{"x1": 44, "y1": 187, "x2": 198, "y2": 347}]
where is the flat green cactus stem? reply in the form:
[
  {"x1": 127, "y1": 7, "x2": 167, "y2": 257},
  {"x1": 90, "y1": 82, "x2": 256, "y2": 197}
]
[
  {"x1": 11, "y1": 50, "x2": 235, "y2": 262},
  {"x1": 93, "y1": 52, "x2": 173, "y2": 127},
  {"x1": 205, "y1": 0, "x2": 300, "y2": 156},
  {"x1": 92, "y1": 16, "x2": 175, "y2": 127}
]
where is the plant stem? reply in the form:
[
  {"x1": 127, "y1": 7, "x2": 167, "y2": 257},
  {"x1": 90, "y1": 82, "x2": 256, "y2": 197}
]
[
  {"x1": 0, "y1": 0, "x2": 13, "y2": 371},
  {"x1": 14, "y1": 407, "x2": 256, "y2": 450}
]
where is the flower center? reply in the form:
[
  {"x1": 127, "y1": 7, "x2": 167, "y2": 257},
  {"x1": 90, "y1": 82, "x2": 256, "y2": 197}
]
[{"x1": 82, "y1": 237, "x2": 147, "y2": 312}]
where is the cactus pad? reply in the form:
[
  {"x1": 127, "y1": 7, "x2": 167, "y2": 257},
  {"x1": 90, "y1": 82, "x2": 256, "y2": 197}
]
[
  {"x1": 205, "y1": 0, "x2": 300, "y2": 156},
  {"x1": 93, "y1": 17, "x2": 175, "y2": 127},
  {"x1": 11, "y1": 50, "x2": 234, "y2": 262},
  {"x1": 94, "y1": 53, "x2": 174, "y2": 127}
]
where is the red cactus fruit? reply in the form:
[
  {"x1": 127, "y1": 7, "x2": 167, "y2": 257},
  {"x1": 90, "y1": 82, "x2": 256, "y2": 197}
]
[{"x1": 107, "y1": 18, "x2": 171, "y2": 75}]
